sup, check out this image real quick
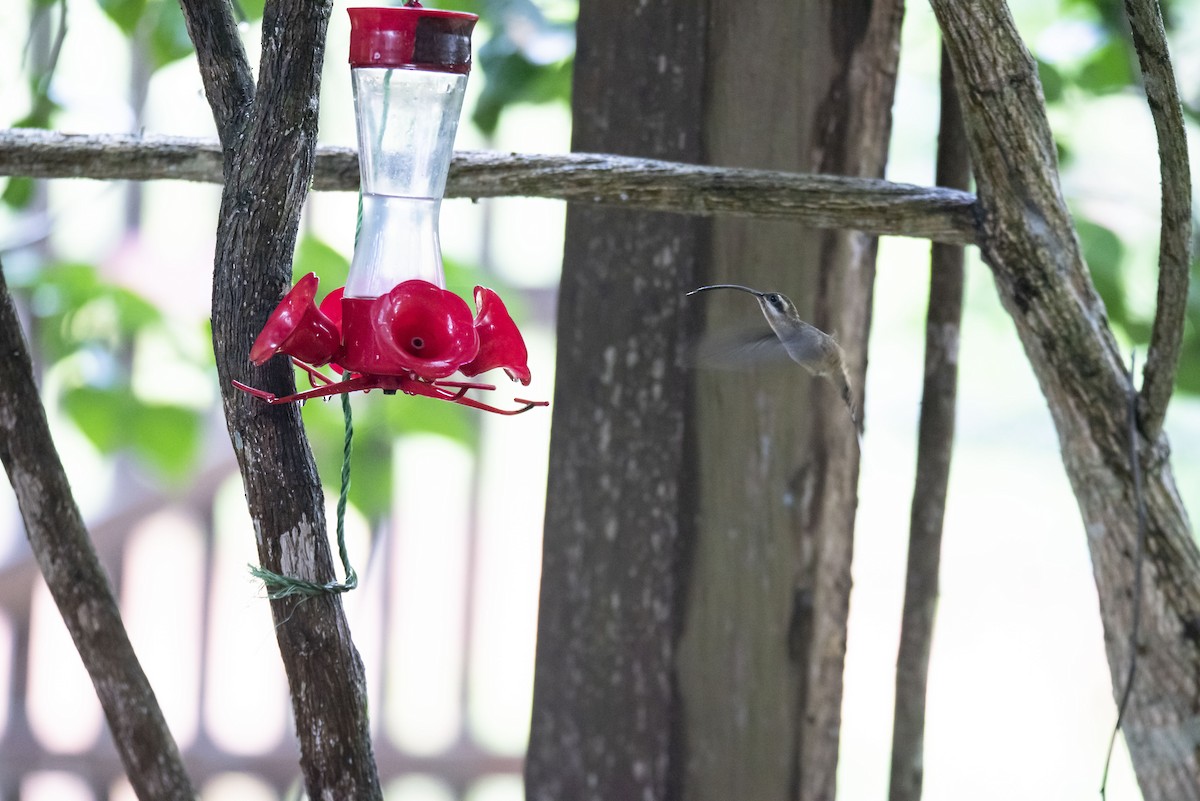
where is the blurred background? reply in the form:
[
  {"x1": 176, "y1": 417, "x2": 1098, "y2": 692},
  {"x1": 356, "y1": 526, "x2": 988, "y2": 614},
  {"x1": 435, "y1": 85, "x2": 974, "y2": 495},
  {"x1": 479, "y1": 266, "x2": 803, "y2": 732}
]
[{"x1": 0, "y1": 0, "x2": 1198, "y2": 799}]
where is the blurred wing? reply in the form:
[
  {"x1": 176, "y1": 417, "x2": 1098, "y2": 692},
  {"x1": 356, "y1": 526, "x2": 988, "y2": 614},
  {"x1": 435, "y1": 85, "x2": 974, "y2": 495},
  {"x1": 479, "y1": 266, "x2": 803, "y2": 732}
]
[
  {"x1": 779, "y1": 322, "x2": 831, "y2": 373},
  {"x1": 690, "y1": 327, "x2": 794, "y2": 370}
]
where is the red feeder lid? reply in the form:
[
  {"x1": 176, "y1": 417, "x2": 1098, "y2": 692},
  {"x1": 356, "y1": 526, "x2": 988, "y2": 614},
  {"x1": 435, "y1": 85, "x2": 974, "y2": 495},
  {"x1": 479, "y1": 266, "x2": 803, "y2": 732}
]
[{"x1": 349, "y1": 5, "x2": 477, "y2": 73}]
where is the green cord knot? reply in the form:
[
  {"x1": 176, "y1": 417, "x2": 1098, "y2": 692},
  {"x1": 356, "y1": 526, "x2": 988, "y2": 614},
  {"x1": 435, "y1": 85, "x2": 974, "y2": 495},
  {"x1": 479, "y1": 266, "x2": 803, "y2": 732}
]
[
  {"x1": 249, "y1": 564, "x2": 358, "y2": 599},
  {"x1": 251, "y1": 374, "x2": 358, "y2": 600}
]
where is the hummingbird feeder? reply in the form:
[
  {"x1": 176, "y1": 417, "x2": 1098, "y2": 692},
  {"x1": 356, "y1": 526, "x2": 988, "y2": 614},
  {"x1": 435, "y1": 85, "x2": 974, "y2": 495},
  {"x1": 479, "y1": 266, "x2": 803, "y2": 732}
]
[{"x1": 234, "y1": 3, "x2": 545, "y2": 415}]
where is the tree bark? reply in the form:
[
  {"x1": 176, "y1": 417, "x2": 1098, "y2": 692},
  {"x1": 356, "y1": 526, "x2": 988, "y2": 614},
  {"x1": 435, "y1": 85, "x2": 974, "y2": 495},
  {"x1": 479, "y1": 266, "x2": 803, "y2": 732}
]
[
  {"x1": 0, "y1": 260, "x2": 195, "y2": 800},
  {"x1": 1122, "y1": 0, "x2": 1192, "y2": 440},
  {"x1": 525, "y1": 3, "x2": 706, "y2": 799},
  {"x1": 888, "y1": 46, "x2": 969, "y2": 801},
  {"x1": 0, "y1": 129, "x2": 978, "y2": 244},
  {"x1": 789, "y1": 5, "x2": 906, "y2": 798},
  {"x1": 931, "y1": 2, "x2": 1200, "y2": 799},
  {"x1": 178, "y1": 0, "x2": 383, "y2": 797},
  {"x1": 528, "y1": 2, "x2": 903, "y2": 800}
]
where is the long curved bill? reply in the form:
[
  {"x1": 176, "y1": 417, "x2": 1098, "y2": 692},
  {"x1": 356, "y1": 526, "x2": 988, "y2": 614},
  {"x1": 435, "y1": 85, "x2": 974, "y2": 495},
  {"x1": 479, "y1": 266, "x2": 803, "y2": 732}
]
[{"x1": 685, "y1": 284, "x2": 765, "y2": 297}]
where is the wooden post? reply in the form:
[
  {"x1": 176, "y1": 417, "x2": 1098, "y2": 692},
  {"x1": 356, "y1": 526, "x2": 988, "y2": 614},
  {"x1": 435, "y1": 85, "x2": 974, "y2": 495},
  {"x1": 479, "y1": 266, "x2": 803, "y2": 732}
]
[{"x1": 527, "y1": 3, "x2": 902, "y2": 799}]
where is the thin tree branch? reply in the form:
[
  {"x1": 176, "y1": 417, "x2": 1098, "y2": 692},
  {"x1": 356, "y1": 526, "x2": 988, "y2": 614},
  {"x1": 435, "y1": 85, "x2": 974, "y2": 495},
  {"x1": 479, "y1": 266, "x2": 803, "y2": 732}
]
[
  {"x1": 179, "y1": 0, "x2": 384, "y2": 795},
  {"x1": 0, "y1": 128, "x2": 981, "y2": 245},
  {"x1": 1124, "y1": 0, "x2": 1193, "y2": 440},
  {"x1": 0, "y1": 258, "x2": 195, "y2": 801},
  {"x1": 888, "y1": 44, "x2": 969, "y2": 801},
  {"x1": 178, "y1": 0, "x2": 254, "y2": 148},
  {"x1": 25, "y1": 0, "x2": 68, "y2": 106}
]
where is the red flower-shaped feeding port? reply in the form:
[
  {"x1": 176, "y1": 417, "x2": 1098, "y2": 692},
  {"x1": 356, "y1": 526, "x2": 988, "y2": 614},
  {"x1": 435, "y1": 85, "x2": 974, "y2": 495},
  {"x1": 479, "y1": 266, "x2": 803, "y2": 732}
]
[
  {"x1": 248, "y1": 272, "x2": 340, "y2": 367},
  {"x1": 233, "y1": 274, "x2": 545, "y2": 415},
  {"x1": 461, "y1": 287, "x2": 531, "y2": 385},
  {"x1": 342, "y1": 280, "x2": 479, "y2": 381}
]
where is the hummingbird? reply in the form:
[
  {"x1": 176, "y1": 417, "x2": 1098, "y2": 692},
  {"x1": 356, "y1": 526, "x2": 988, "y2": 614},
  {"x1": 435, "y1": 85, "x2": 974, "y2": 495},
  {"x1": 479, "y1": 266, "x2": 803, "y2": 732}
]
[{"x1": 687, "y1": 283, "x2": 861, "y2": 447}]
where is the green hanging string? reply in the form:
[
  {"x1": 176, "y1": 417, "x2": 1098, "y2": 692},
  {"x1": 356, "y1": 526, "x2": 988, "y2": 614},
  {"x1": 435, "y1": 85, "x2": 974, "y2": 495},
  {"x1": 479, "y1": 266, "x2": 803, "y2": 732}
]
[
  {"x1": 251, "y1": 72, "x2": 382, "y2": 600},
  {"x1": 250, "y1": 377, "x2": 359, "y2": 600},
  {"x1": 334, "y1": 380, "x2": 358, "y2": 590}
]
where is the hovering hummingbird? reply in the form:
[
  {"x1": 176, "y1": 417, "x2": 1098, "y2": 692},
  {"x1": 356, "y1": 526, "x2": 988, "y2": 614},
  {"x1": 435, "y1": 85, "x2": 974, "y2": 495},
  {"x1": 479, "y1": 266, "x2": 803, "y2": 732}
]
[{"x1": 687, "y1": 283, "x2": 861, "y2": 447}]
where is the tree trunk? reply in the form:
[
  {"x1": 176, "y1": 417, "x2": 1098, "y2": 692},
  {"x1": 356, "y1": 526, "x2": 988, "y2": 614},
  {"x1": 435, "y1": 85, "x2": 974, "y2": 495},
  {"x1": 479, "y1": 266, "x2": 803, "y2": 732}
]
[
  {"x1": 524, "y1": 3, "x2": 706, "y2": 799},
  {"x1": 180, "y1": 0, "x2": 383, "y2": 797},
  {"x1": 0, "y1": 261, "x2": 195, "y2": 800},
  {"x1": 681, "y1": 4, "x2": 903, "y2": 801},
  {"x1": 527, "y1": 2, "x2": 902, "y2": 800},
  {"x1": 932, "y1": 2, "x2": 1200, "y2": 798}
]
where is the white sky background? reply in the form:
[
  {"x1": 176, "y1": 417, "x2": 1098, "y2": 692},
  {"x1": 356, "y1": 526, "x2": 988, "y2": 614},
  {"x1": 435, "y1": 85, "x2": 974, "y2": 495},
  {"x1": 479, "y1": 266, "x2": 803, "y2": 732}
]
[{"x1": 0, "y1": 1, "x2": 1198, "y2": 800}]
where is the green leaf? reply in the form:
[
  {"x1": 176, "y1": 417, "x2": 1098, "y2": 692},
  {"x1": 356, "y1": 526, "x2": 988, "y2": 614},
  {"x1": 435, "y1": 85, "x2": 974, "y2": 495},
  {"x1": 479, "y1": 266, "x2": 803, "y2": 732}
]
[
  {"x1": 377, "y1": 391, "x2": 475, "y2": 446},
  {"x1": 1055, "y1": 138, "x2": 1073, "y2": 168},
  {"x1": 97, "y1": 0, "x2": 148, "y2": 36},
  {"x1": 2, "y1": 177, "x2": 36, "y2": 210},
  {"x1": 147, "y1": 0, "x2": 196, "y2": 70},
  {"x1": 1076, "y1": 40, "x2": 1133, "y2": 95},
  {"x1": 345, "y1": 410, "x2": 396, "y2": 521},
  {"x1": 130, "y1": 403, "x2": 203, "y2": 478},
  {"x1": 61, "y1": 384, "x2": 202, "y2": 479},
  {"x1": 232, "y1": 0, "x2": 265, "y2": 22},
  {"x1": 96, "y1": 0, "x2": 196, "y2": 70},
  {"x1": 473, "y1": 49, "x2": 573, "y2": 136},
  {"x1": 62, "y1": 385, "x2": 128, "y2": 451},
  {"x1": 1076, "y1": 219, "x2": 1129, "y2": 328},
  {"x1": 1177, "y1": 333, "x2": 1200, "y2": 394},
  {"x1": 293, "y1": 235, "x2": 350, "y2": 292},
  {"x1": 1036, "y1": 58, "x2": 1064, "y2": 104},
  {"x1": 109, "y1": 287, "x2": 162, "y2": 333},
  {"x1": 12, "y1": 96, "x2": 58, "y2": 131},
  {"x1": 470, "y1": 2, "x2": 575, "y2": 136},
  {"x1": 20, "y1": 262, "x2": 164, "y2": 363},
  {"x1": 38, "y1": 262, "x2": 101, "y2": 301},
  {"x1": 441, "y1": 254, "x2": 485, "y2": 302}
]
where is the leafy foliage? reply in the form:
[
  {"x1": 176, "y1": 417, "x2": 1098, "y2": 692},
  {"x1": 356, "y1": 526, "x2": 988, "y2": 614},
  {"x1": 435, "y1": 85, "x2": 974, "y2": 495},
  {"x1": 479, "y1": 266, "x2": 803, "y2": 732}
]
[
  {"x1": 97, "y1": 0, "x2": 264, "y2": 70},
  {"x1": 1076, "y1": 220, "x2": 1133, "y2": 334},
  {"x1": 145, "y1": 1, "x2": 198, "y2": 70},
  {"x1": 97, "y1": 0, "x2": 147, "y2": 35},
  {"x1": 61, "y1": 385, "x2": 203, "y2": 476},
  {"x1": 8, "y1": 261, "x2": 209, "y2": 481},
  {"x1": 1178, "y1": 250, "x2": 1200, "y2": 394},
  {"x1": 472, "y1": 0, "x2": 575, "y2": 136}
]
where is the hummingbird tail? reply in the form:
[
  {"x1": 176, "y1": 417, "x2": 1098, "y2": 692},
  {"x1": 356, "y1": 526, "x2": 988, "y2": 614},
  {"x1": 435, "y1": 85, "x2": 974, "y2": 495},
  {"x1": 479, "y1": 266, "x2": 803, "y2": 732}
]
[{"x1": 837, "y1": 366, "x2": 861, "y2": 443}]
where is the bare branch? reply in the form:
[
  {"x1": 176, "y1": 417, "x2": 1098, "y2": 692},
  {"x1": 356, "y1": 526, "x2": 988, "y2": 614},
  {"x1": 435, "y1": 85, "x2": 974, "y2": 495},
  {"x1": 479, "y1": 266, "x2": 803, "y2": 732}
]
[
  {"x1": 931, "y1": 1, "x2": 1200, "y2": 798},
  {"x1": 0, "y1": 259, "x2": 195, "y2": 800},
  {"x1": 888, "y1": 45, "x2": 969, "y2": 801},
  {"x1": 0, "y1": 129, "x2": 228, "y2": 183},
  {"x1": 0, "y1": 128, "x2": 981, "y2": 245},
  {"x1": 1124, "y1": 0, "x2": 1193, "y2": 439},
  {"x1": 178, "y1": 0, "x2": 254, "y2": 148},
  {"x1": 454, "y1": 151, "x2": 977, "y2": 244}
]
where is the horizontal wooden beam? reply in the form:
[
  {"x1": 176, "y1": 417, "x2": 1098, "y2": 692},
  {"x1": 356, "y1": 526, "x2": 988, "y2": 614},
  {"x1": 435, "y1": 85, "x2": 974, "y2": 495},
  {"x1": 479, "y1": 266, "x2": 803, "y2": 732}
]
[{"x1": 0, "y1": 128, "x2": 979, "y2": 245}]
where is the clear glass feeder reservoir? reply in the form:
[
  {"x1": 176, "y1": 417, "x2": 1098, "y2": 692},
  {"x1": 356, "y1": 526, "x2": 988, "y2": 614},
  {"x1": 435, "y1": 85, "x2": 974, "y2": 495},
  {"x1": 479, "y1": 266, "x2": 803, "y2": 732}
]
[
  {"x1": 347, "y1": 6, "x2": 475, "y2": 297},
  {"x1": 342, "y1": 5, "x2": 478, "y2": 374}
]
